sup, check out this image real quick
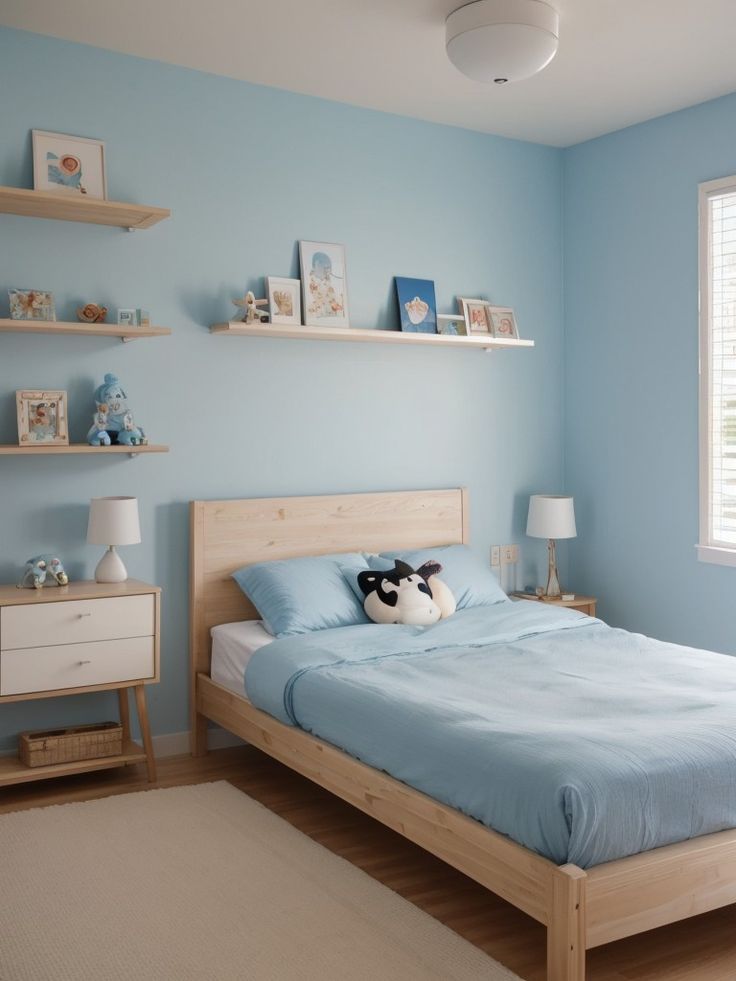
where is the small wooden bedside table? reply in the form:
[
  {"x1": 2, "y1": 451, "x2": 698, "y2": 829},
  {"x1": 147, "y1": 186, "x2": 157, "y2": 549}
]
[
  {"x1": 513, "y1": 593, "x2": 597, "y2": 617},
  {"x1": 0, "y1": 579, "x2": 160, "y2": 788}
]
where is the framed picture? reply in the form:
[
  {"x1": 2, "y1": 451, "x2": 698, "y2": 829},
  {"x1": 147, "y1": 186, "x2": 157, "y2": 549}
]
[
  {"x1": 487, "y1": 306, "x2": 520, "y2": 339},
  {"x1": 267, "y1": 277, "x2": 302, "y2": 326},
  {"x1": 32, "y1": 130, "x2": 107, "y2": 200},
  {"x1": 117, "y1": 308, "x2": 138, "y2": 327},
  {"x1": 457, "y1": 297, "x2": 492, "y2": 335},
  {"x1": 395, "y1": 277, "x2": 437, "y2": 334},
  {"x1": 16, "y1": 390, "x2": 69, "y2": 447},
  {"x1": 299, "y1": 241, "x2": 349, "y2": 327},
  {"x1": 8, "y1": 289, "x2": 55, "y2": 322},
  {"x1": 437, "y1": 315, "x2": 468, "y2": 337}
]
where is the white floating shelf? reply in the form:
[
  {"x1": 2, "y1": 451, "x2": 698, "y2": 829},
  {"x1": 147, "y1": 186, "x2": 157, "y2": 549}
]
[{"x1": 210, "y1": 322, "x2": 534, "y2": 351}]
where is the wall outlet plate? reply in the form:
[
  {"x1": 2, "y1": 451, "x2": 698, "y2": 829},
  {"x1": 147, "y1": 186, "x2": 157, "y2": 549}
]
[
  {"x1": 501, "y1": 544, "x2": 519, "y2": 564},
  {"x1": 490, "y1": 546, "x2": 500, "y2": 567}
]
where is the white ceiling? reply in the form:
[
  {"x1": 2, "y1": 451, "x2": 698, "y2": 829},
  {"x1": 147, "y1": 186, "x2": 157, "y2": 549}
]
[{"x1": 2, "y1": 0, "x2": 736, "y2": 146}]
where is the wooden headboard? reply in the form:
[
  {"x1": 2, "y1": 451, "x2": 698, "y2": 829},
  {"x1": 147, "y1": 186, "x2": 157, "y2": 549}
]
[{"x1": 189, "y1": 488, "x2": 468, "y2": 681}]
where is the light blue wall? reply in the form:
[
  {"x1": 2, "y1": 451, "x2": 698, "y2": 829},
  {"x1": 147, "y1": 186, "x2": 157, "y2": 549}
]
[
  {"x1": 564, "y1": 93, "x2": 736, "y2": 650},
  {"x1": 0, "y1": 29, "x2": 564, "y2": 750}
]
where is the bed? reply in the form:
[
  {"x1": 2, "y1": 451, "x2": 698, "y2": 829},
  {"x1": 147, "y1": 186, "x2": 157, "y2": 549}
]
[{"x1": 190, "y1": 488, "x2": 736, "y2": 981}]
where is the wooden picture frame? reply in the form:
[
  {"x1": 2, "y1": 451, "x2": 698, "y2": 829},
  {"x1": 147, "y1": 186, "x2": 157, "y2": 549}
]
[{"x1": 16, "y1": 390, "x2": 69, "y2": 447}]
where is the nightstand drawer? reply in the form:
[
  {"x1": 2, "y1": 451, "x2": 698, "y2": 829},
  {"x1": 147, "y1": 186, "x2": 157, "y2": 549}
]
[
  {"x1": 1, "y1": 594, "x2": 154, "y2": 651},
  {"x1": 0, "y1": 636, "x2": 155, "y2": 696}
]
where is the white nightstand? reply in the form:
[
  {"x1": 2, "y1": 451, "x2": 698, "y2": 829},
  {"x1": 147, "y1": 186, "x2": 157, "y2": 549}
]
[{"x1": 0, "y1": 579, "x2": 160, "y2": 787}]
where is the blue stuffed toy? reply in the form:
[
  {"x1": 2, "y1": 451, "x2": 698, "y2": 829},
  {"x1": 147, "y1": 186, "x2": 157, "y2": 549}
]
[
  {"x1": 17, "y1": 554, "x2": 69, "y2": 589},
  {"x1": 86, "y1": 373, "x2": 146, "y2": 447}
]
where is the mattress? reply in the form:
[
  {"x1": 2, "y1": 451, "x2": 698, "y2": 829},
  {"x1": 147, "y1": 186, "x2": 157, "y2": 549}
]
[
  {"x1": 210, "y1": 620, "x2": 273, "y2": 697},
  {"x1": 244, "y1": 601, "x2": 736, "y2": 869}
]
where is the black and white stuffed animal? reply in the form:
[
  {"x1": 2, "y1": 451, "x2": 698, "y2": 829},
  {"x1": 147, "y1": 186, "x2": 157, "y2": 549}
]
[{"x1": 357, "y1": 559, "x2": 456, "y2": 626}]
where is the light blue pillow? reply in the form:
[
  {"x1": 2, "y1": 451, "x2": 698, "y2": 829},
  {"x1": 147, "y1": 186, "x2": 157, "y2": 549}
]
[
  {"x1": 232, "y1": 552, "x2": 371, "y2": 637},
  {"x1": 377, "y1": 544, "x2": 508, "y2": 609}
]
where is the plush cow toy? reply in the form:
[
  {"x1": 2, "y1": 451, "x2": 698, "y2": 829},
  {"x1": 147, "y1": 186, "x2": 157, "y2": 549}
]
[{"x1": 357, "y1": 559, "x2": 456, "y2": 626}]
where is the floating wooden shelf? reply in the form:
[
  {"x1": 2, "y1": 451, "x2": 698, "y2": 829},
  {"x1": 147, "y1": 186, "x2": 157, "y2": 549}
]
[
  {"x1": 210, "y1": 322, "x2": 534, "y2": 351},
  {"x1": 0, "y1": 186, "x2": 170, "y2": 230},
  {"x1": 0, "y1": 739, "x2": 146, "y2": 787},
  {"x1": 0, "y1": 444, "x2": 169, "y2": 457},
  {"x1": 0, "y1": 319, "x2": 171, "y2": 340}
]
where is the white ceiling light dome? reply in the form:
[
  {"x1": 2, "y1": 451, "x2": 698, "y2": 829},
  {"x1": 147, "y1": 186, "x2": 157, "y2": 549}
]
[{"x1": 446, "y1": 0, "x2": 559, "y2": 84}]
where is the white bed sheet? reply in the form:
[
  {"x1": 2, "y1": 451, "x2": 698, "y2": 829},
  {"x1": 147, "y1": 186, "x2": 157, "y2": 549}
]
[{"x1": 210, "y1": 620, "x2": 273, "y2": 697}]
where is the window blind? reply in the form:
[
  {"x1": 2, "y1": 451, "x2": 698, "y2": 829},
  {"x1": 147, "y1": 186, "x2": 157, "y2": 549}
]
[{"x1": 705, "y1": 187, "x2": 736, "y2": 548}]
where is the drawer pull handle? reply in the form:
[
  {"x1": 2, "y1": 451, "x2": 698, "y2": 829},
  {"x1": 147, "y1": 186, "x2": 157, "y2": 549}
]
[
  {"x1": 77, "y1": 660, "x2": 92, "y2": 666},
  {"x1": 77, "y1": 613, "x2": 92, "y2": 619}
]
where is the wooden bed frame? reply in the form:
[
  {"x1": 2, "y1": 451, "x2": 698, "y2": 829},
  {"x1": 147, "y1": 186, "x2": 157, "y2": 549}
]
[{"x1": 190, "y1": 488, "x2": 736, "y2": 981}]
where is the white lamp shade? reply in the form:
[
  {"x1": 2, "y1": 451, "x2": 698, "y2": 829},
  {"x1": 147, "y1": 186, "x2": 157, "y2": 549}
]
[
  {"x1": 526, "y1": 495, "x2": 576, "y2": 540},
  {"x1": 87, "y1": 496, "x2": 141, "y2": 546},
  {"x1": 446, "y1": 0, "x2": 559, "y2": 83}
]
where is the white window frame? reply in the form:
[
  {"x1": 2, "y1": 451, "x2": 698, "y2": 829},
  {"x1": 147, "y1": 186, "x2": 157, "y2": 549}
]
[{"x1": 698, "y1": 175, "x2": 736, "y2": 566}]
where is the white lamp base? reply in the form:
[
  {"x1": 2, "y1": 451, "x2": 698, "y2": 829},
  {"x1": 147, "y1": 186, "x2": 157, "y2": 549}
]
[{"x1": 95, "y1": 546, "x2": 128, "y2": 583}]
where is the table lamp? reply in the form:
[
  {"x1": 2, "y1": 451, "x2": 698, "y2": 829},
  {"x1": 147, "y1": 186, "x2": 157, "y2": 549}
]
[
  {"x1": 87, "y1": 496, "x2": 141, "y2": 583},
  {"x1": 526, "y1": 495, "x2": 576, "y2": 597}
]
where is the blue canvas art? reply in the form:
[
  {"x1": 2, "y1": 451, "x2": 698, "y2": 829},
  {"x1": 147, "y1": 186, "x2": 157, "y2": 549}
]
[{"x1": 395, "y1": 277, "x2": 437, "y2": 334}]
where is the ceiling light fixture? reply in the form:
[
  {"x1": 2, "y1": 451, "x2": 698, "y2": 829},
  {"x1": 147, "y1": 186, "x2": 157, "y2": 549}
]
[{"x1": 446, "y1": 0, "x2": 559, "y2": 84}]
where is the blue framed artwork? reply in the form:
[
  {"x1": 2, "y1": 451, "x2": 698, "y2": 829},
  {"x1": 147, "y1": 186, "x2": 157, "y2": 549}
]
[{"x1": 395, "y1": 277, "x2": 437, "y2": 334}]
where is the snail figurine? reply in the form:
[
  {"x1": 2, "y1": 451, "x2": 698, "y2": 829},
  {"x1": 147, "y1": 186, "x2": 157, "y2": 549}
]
[{"x1": 77, "y1": 303, "x2": 108, "y2": 324}]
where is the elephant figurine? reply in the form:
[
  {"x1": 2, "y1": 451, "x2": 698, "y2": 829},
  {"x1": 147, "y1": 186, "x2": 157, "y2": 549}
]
[
  {"x1": 116, "y1": 412, "x2": 146, "y2": 447},
  {"x1": 17, "y1": 554, "x2": 69, "y2": 589}
]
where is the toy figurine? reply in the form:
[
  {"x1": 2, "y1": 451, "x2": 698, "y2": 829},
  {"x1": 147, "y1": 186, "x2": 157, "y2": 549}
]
[
  {"x1": 77, "y1": 303, "x2": 108, "y2": 324},
  {"x1": 86, "y1": 373, "x2": 147, "y2": 446},
  {"x1": 117, "y1": 411, "x2": 146, "y2": 447},
  {"x1": 17, "y1": 554, "x2": 69, "y2": 589},
  {"x1": 232, "y1": 290, "x2": 268, "y2": 324},
  {"x1": 88, "y1": 404, "x2": 111, "y2": 446}
]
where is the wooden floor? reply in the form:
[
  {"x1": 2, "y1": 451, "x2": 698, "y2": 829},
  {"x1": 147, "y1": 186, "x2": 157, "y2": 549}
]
[{"x1": 2, "y1": 746, "x2": 736, "y2": 981}]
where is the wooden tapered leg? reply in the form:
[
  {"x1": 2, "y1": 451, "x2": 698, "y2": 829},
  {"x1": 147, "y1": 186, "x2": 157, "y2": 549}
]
[
  {"x1": 191, "y1": 708, "x2": 208, "y2": 758},
  {"x1": 117, "y1": 688, "x2": 131, "y2": 743},
  {"x1": 133, "y1": 684, "x2": 157, "y2": 782},
  {"x1": 547, "y1": 864, "x2": 586, "y2": 981}
]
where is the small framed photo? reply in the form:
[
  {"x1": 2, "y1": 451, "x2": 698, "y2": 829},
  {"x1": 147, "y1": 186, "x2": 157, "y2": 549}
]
[
  {"x1": 457, "y1": 297, "x2": 492, "y2": 335},
  {"x1": 395, "y1": 277, "x2": 437, "y2": 334},
  {"x1": 299, "y1": 241, "x2": 349, "y2": 327},
  {"x1": 437, "y1": 315, "x2": 468, "y2": 337},
  {"x1": 16, "y1": 390, "x2": 69, "y2": 446},
  {"x1": 117, "y1": 308, "x2": 138, "y2": 327},
  {"x1": 487, "y1": 306, "x2": 519, "y2": 339},
  {"x1": 8, "y1": 289, "x2": 55, "y2": 322},
  {"x1": 267, "y1": 277, "x2": 302, "y2": 326},
  {"x1": 32, "y1": 130, "x2": 106, "y2": 200}
]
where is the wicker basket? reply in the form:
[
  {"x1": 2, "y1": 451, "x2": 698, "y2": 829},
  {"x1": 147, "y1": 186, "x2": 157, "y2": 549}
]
[{"x1": 19, "y1": 721, "x2": 123, "y2": 767}]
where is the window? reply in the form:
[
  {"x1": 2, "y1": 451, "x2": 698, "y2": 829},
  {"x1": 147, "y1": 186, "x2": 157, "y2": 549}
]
[{"x1": 699, "y1": 176, "x2": 736, "y2": 565}]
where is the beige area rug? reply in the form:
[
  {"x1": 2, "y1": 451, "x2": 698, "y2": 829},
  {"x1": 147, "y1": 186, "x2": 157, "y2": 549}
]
[{"x1": 0, "y1": 781, "x2": 521, "y2": 981}]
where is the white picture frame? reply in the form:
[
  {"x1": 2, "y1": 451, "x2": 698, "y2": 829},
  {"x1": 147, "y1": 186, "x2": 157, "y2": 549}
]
[
  {"x1": 487, "y1": 306, "x2": 519, "y2": 339},
  {"x1": 267, "y1": 277, "x2": 302, "y2": 326},
  {"x1": 117, "y1": 308, "x2": 138, "y2": 327},
  {"x1": 32, "y1": 130, "x2": 107, "y2": 200},
  {"x1": 457, "y1": 297, "x2": 492, "y2": 335},
  {"x1": 299, "y1": 241, "x2": 349, "y2": 328},
  {"x1": 16, "y1": 390, "x2": 69, "y2": 447}
]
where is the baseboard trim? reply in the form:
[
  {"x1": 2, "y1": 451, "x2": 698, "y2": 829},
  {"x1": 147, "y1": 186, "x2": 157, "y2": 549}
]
[
  {"x1": 153, "y1": 727, "x2": 245, "y2": 758},
  {"x1": 0, "y1": 727, "x2": 245, "y2": 760}
]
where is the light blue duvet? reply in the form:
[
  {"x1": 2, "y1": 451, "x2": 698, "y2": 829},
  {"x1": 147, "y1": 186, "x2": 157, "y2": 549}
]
[{"x1": 245, "y1": 602, "x2": 736, "y2": 868}]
